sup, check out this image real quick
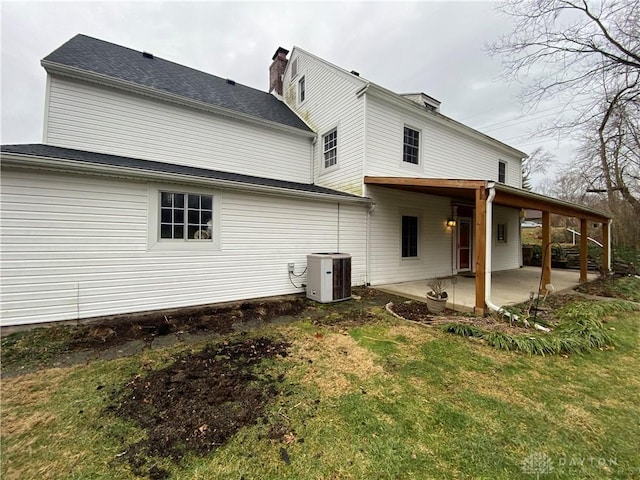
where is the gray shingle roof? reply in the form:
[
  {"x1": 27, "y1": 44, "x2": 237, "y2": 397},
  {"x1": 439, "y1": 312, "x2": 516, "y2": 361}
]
[
  {"x1": 0, "y1": 144, "x2": 362, "y2": 199},
  {"x1": 42, "y1": 34, "x2": 311, "y2": 132}
]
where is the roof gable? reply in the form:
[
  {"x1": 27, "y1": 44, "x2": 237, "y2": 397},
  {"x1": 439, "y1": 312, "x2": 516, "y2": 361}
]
[{"x1": 42, "y1": 34, "x2": 311, "y2": 132}]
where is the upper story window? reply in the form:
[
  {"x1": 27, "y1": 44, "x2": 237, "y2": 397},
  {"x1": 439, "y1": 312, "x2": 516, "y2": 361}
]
[
  {"x1": 498, "y1": 160, "x2": 507, "y2": 183},
  {"x1": 298, "y1": 76, "x2": 306, "y2": 104},
  {"x1": 160, "y1": 191, "x2": 213, "y2": 241},
  {"x1": 403, "y1": 126, "x2": 420, "y2": 165},
  {"x1": 401, "y1": 215, "x2": 419, "y2": 258},
  {"x1": 323, "y1": 128, "x2": 338, "y2": 169},
  {"x1": 291, "y1": 58, "x2": 298, "y2": 78}
]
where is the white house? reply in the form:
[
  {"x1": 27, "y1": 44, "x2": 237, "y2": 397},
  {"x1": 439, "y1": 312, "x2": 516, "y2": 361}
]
[{"x1": 0, "y1": 35, "x2": 610, "y2": 326}]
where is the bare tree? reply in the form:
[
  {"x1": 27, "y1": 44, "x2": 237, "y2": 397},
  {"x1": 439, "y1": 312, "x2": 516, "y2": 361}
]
[
  {"x1": 490, "y1": 0, "x2": 640, "y2": 123},
  {"x1": 522, "y1": 146, "x2": 554, "y2": 190},
  {"x1": 490, "y1": 0, "x2": 640, "y2": 246}
]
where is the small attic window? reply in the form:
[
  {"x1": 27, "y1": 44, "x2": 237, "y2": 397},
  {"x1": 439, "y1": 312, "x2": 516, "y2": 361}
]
[
  {"x1": 291, "y1": 58, "x2": 298, "y2": 78},
  {"x1": 142, "y1": 52, "x2": 154, "y2": 59}
]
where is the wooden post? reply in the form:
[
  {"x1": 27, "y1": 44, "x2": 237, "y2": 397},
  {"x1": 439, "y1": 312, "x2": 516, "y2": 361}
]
[
  {"x1": 474, "y1": 188, "x2": 487, "y2": 315},
  {"x1": 541, "y1": 211, "x2": 551, "y2": 293},
  {"x1": 580, "y1": 218, "x2": 588, "y2": 283},
  {"x1": 602, "y1": 220, "x2": 611, "y2": 272}
]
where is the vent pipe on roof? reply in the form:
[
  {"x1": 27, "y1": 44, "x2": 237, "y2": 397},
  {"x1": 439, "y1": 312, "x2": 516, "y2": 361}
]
[
  {"x1": 142, "y1": 52, "x2": 154, "y2": 59},
  {"x1": 351, "y1": 70, "x2": 360, "y2": 77},
  {"x1": 226, "y1": 78, "x2": 236, "y2": 85}
]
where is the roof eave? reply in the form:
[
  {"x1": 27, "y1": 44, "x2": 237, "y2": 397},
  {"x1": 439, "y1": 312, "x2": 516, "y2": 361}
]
[
  {"x1": 41, "y1": 60, "x2": 316, "y2": 139},
  {"x1": 1, "y1": 151, "x2": 372, "y2": 205}
]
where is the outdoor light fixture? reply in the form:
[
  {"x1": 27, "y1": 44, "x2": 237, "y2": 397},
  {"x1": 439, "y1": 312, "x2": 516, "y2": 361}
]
[{"x1": 446, "y1": 218, "x2": 457, "y2": 228}]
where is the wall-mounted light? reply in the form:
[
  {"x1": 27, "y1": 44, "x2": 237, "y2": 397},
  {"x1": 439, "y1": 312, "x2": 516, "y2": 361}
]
[{"x1": 446, "y1": 218, "x2": 457, "y2": 228}]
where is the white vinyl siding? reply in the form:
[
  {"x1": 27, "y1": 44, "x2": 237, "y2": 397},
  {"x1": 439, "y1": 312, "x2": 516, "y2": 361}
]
[
  {"x1": 283, "y1": 51, "x2": 365, "y2": 195},
  {"x1": 45, "y1": 76, "x2": 312, "y2": 184},
  {"x1": 366, "y1": 96, "x2": 522, "y2": 186},
  {"x1": 492, "y1": 205, "x2": 521, "y2": 271},
  {"x1": 0, "y1": 168, "x2": 367, "y2": 326},
  {"x1": 367, "y1": 186, "x2": 454, "y2": 285}
]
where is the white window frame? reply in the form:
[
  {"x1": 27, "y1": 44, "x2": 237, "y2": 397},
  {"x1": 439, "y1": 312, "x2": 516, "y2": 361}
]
[
  {"x1": 498, "y1": 160, "x2": 507, "y2": 184},
  {"x1": 402, "y1": 125, "x2": 422, "y2": 168},
  {"x1": 497, "y1": 223, "x2": 508, "y2": 243},
  {"x1": 322, "y1": 127, "x2": 338, "y2": 170},
  {"x1": 290, "y1": 58, "x2": 298, "y2": 79},
  {"x1": 298, "y1": 75, "x2": 306, "y2": 104},
  {"x1": 148, "y1": 184, "x2": 222, "y2": 252}
]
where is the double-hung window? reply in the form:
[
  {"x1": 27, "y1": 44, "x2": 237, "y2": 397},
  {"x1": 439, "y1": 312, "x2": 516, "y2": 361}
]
[
  {"x1": 498, "y1": 160, "x2": 507, "y2": 183},
  {"x1": 403, "y1": 126, "x2": 420, "y2": 165},
  {"x1": 323, "y1": 128, "x2": 338, "y2": 169},
  {"x1": 160, "y1": 191, "x2": 213, "y2": 241},
  {"x1": 497, "y1": 223, "x2": 507, "y2": 243},
  {"x1": 401, "y1": 215, "x2": 419, "y2": 258},
  {"x1": 298, "y1": 76, "x2": 306, "y2": 103}
]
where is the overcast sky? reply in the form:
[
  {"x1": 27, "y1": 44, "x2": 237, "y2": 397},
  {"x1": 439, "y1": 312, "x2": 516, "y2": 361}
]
[{"x1": 1, "y1": 1, "x2": 576, "y2": 187}]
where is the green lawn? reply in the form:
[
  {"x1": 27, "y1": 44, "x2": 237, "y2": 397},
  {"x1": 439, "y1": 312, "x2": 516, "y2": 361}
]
[{"x1": 2, "y1": 284, "x2": 639, "y2": 479}]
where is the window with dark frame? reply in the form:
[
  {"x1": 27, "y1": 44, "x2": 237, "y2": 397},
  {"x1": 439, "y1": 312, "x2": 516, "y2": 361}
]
[
  {"x1": 498, "y1": 160, "x2": 507, "y2": 183},
  {"x1": 298, "y1": 75, "x2": 306, "y2": 103},
  {"x1": 323, "y1": 128, "x2": 338, "y2": 168},
  {"x1": 160, "y1": 192, "x2": 213, "y2": 241},
  {"x1": 403, "y1": 127, "x2": 420, "y2": 165},
  {"x1": 497, "y1": 223, "x2": 507, "y2": 243},
  {"x1": 402, "y1": 215, "x2": 419, "y2": 257},
  {"x1": 291, "y1": 58, "x2": 298, "y2": 78}
]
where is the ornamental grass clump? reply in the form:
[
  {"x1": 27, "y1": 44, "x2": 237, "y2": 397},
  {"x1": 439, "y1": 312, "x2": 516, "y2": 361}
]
[{"x1": 441, "y1": 300, "x2": 639, "y2": 356}]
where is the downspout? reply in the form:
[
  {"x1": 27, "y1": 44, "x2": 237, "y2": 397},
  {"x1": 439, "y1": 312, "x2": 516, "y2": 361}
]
[
  {"x1": 483, "y1": 183, "x2": 520, "y2": 322},
  {"x1": 484, "y1": 183, "x2": 500, "y2": 312},
  {"x1": 365, "y1": 201, "x2": 375, "y2": 285}
]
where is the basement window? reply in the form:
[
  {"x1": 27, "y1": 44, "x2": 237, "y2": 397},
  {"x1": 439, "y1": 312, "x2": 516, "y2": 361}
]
[{"x1": 160, "y1": 192, "x2": 213, "y2": 241}]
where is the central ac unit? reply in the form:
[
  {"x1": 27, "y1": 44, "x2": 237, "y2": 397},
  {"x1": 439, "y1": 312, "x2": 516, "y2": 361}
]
[{"x1": 306, "y1": 253, "x2": 352, "y2": 303}]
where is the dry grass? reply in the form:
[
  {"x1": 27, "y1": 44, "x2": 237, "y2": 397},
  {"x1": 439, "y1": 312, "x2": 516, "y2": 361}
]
[{"x1": 289, "y1": 332, "x2": 386, "y2": 397}]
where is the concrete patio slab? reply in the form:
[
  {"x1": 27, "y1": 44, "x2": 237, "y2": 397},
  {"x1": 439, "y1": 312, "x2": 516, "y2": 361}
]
[{"x1": 375, "y1": 266, "x2": 597, "y2": 312}]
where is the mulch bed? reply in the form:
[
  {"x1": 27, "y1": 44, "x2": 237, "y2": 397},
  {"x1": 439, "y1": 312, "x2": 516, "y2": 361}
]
[
  {"x1": 70, "y1": 297, "x2": 307, "y2": 351},
  {"x1": 108, "y1": 337, "x2": 290, "y2": 479},
  {"x1": 388, "y1": 301, "x2": 540, "y2": 334}
]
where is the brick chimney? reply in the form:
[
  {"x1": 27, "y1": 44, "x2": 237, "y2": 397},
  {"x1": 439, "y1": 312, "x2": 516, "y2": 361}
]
[{"x1": 269, "y1": 47, "x2": 289, "y2": 96}]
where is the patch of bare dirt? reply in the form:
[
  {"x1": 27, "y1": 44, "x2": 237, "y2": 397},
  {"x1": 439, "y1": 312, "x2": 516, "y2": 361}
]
[
  {"x1": 70, "y1": 298, "x2": 307, "y2": 351},
  {"x1": 389, "y1": 301, "x2": 433, "y2": 323},
  {"x1": 107, "y1": 336, "x2": 290, "y2": 479},
  {"x1": 574, "y1": 278, "x2": 625, "y2": 298},
  {"x1": 388, "y1": 301, "x2": 532, "y2": 334}
]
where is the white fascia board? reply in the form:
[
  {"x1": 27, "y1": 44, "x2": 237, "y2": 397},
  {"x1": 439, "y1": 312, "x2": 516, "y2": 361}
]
[
  {"x1": 0, "y1": 152, "x2": 372, "y2": 206},
  {"x1": 360, "y1": 84, "x2": 528, "y2": 160},
  {"x1": 41, "y1": 61, "x2": 316, "y2": 140},
  {"x1": 289, "y1": 46, "x2": 368, "y2": 87}
]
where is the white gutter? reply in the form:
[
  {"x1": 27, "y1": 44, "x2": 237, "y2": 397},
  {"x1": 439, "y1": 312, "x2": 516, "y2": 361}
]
[{"x1": 1, "y1": 152, "x2": 373, "y2": 206}]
